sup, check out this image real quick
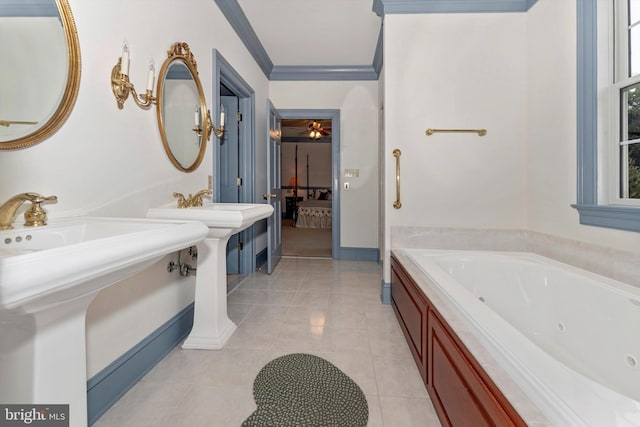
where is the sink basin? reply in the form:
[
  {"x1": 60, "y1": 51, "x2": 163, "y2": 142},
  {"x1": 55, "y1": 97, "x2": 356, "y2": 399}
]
[
  {"x1": 0, "y1": 217, "x2": 209, "y2": 312},
  {"x1": 147, "y1": 202, "x2": 274, "y2": 230},
  {"x1": 0, "y1": 217, "x2": 209, "y2": 427},
  {"x1": 146, "y1": 202, "x2": 273, "y2": 350}
]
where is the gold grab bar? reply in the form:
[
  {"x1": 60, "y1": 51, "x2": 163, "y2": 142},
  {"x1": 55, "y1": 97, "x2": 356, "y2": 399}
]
[
  {"x1": 0, "y1": 120, "x2": 38, "y2": 127},
  {"x1": 425, "y1": 128, "x2": 487, "y2": 136},
  {"x1": 393, "y1": 149, "x2": 402, "y2": 209}
]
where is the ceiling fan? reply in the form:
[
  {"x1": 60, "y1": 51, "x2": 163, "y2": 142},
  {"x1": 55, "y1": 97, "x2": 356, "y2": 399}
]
[{"x1": 306, "y1": 120, "x2": 331, "y2": 140}]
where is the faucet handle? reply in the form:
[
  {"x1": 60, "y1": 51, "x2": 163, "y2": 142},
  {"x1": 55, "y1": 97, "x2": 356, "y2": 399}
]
[
  {"x1": 188, "y1": 189, "x2": 212, "y2": 207},
  {"x1": 31, "y1": 194, "x2": 57, "y2": 204},
  {"x1": 23, "y1": 194, "x2": 57, "y2": 227},
  {"x1": 173, "y1": 192, "x2": 188, "y2": 209}
]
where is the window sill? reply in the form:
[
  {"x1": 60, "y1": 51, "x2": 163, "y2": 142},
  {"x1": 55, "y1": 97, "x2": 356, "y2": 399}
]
[{"x1": 573, "y1": 204, "x2": 640, "y2": 233}]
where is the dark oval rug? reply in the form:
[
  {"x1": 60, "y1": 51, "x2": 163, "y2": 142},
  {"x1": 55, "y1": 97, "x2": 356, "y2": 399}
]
[{"x1": 242, "y1": 353, "x2": 369, "y2": 426}]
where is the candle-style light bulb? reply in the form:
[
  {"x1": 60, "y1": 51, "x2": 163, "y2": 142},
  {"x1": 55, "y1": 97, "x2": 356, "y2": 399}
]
[
  {"x1": 121, "y1": 42, "x2": 129, "y2": 76},
  {"x1": 146, "y1": 61, "x2": 155, "y2": 92},
  {"x1": 220, "y1": 104, "x2": 225, "y2": 128},
  {"x1": 194, "y1": 106, "x2": 200, "y2": 127}
]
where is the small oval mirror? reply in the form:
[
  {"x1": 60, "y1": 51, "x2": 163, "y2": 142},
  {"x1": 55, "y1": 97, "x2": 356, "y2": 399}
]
[
  {"x1": 156, "y1": 43, "x2": 208, "y2": 172},
  {"x1": 0, "y1": 0, "x2": 81, "y2": 150}
]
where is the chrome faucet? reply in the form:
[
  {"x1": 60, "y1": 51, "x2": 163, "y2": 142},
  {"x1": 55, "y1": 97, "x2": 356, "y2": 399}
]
[{"x1": 0, "y1": 193, "x2": 58, "y2": 230}]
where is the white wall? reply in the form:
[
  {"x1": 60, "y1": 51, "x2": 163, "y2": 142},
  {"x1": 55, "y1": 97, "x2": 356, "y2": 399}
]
[
  {"x1": 526, "y1": 0, "x2": 640, "y2": 251},
  {"x1": 383, "y1": 0, "x2": 640, "y2": 285},
  {"x1": 269, "y1": 81, "x2": 380, "y2": 248},
  {"x1": 383, "y1": 12, "x2": 528, "y2": 279},
  {"x1": 0, "y1": 0, "x2": 269, "y2": 377}
]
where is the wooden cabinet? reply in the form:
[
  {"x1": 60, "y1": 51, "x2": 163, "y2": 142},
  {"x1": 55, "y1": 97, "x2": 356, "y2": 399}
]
[
  {"x1": 390, "y1": 259, "x2": 428, "y2": 382},
  {"x1": 390, "y1": 255, "x2": 526, "y2": 427}
]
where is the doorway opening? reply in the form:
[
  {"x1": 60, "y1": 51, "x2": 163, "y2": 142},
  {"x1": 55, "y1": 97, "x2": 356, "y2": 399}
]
[
  {"x1": 212, "y1": 49, "x2": 256, "y2": 292},
  {"x1": 277, "y1": 110, "x2": 341, "y2": 258}
]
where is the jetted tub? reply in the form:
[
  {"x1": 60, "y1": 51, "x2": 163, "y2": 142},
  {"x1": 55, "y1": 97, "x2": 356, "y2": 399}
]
[{"x1": 396, "y1": 249, "x2": 640, "y2": 427}]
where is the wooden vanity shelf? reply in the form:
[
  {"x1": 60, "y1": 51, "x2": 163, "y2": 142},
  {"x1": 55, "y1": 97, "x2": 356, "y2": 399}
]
[{"x1": 390, "y1": 254, "x2": 526, "y2": 427}]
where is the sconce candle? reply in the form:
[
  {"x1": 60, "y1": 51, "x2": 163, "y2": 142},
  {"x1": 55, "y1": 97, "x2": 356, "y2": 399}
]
[
  {"x1": 194, "y1": 106, "x2": 200, "y2": 127},
  {"x1": 146, "y1": 62, "x2": 155, "y2": 92},
  {"x1": 220, "y1": 105, "x2": 225, "y2": 127},
  {"x1": 121, "y1": 43, "x2": 129, "y2": 76}
]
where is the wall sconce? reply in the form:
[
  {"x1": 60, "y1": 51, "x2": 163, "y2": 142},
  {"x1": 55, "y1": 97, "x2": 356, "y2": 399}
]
[
  {"x1": 111, "y1": 42, "x2": 156, "y2": 109},
  {"x1": 192, "y1": 107, "x2": 224, "y2": 140},
  {"x1": 210, "y1": 104, "x2": 224, "y2": 138}
]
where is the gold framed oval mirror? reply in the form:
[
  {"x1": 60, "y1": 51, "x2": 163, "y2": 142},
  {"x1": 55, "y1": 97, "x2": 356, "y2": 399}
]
[
  {"x1": 156, "y1": 42, "x2": 209, "y2": 173},
  {"x1": 0, "y1": 0, "x2": 81, "y2": 150}
]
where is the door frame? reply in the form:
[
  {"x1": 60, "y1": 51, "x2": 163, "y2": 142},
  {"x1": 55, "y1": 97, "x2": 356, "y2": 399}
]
[
  {"x1": 212, "y1": 49, "x2": 256, "y2": 274},
  {"x1": 277, "y1": 109, "x2": 340, "y2": 258}
]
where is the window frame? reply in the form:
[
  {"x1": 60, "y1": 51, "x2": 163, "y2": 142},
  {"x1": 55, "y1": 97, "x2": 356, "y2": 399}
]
[{"x1": 574, "y1": 0, "x2": 640, "y2": 232}]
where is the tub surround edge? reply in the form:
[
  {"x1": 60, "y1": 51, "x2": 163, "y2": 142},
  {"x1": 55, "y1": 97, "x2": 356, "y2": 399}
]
[{"x1": 390, "y1": 226, "x2": 640, "y2": 289}]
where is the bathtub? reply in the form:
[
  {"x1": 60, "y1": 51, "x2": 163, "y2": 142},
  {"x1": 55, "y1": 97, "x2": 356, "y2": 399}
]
[{"x1": 397, "y1": 249, "x2": 640, "y2": 427}]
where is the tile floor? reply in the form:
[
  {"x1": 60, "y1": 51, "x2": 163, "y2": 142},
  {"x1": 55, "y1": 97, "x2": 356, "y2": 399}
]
[{"x1": 94, "y1": 257, "x2": 441, "y2": 426}]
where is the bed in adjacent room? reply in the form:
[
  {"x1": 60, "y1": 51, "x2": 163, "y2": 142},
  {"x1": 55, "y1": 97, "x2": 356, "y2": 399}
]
[{"x1": 295, "y1": 191, "x2": 332, "y2": 229}]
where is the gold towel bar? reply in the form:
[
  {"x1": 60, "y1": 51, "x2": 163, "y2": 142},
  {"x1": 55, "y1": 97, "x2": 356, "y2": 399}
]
[
  {"x1": 393, "y1": 149, "x2": 401, "y2": 209},
  {"x1": 0, "y1": 120, "x2": 38, "y2": 127},
  {"x1": 425, "y1": 128, "x2": 487, "y2": 136}
]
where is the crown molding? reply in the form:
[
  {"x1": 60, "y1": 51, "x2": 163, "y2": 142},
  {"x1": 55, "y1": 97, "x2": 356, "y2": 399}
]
[
  {"x1": 213, "y1": 0, "x2": 273, "y2": 78},
  {"x1": 215, "y1": 0, "x2": 540, "y2": 81},
  {"x1": 270, "y1": 65, "x2": 378, "y2": 81},
  {"x1": 372, "y1": 0, "x2": 538, "y2": 16},
  {"x1": 214, "y1": 0, "x2": 381, "y2": 81},
  {"x1": 372, "y1": 24, "x2": 384, "y2": 76}
]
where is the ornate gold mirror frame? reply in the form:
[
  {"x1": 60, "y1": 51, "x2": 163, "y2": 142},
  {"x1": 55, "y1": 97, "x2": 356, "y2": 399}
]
[
  {"x1": 0, "y1": 0, "x2": 81, "y2": 150},
  {"x1": 156, "y1": 42, "x2": 212, "y2": 172}
]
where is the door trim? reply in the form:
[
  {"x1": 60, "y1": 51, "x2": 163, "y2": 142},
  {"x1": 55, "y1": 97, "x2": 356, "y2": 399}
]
[
  {"x1": 212, "y1": 49, "x2": 256, "y2": 274},
  {"x1": 277, "y1": 109, "x2": 340, "y2": 258}
]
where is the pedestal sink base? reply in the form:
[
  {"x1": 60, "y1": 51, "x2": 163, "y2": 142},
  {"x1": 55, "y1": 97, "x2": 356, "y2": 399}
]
[
  {"x1": 146, "y1": 203, "x2": 275, "y2": 351},
  {"x1": 0, "y1": 294, "x2": 96, "y2": 427},
  {"x1": 181, "y1": 235, "x2": 237, "y2": 350},
  {"x1": 181, "y1": 321, "x2": 236, "y2": 350}
]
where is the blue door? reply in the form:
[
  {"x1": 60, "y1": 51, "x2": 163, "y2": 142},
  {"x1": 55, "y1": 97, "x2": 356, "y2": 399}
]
[
  {"x1": 265, "y1": 100, "x2": 282, "y2": 273},
  {"x1": 220, "y1": 95, "x2": 240, "y2": 274}
]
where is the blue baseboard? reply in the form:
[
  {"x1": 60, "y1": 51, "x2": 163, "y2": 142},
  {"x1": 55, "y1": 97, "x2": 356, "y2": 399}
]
[
  {"x1": 87, "y1": 304, "x2": 194, "y2": 425},
  {"x1": 256, "y1": 247, "x2": 267, "y2": 269},
  {"x1": 381, "y1": 280, "x2": 391, "y2": 304},
  {"x1": 336, "y1": 247, "x2": 379, "y2": 261}
]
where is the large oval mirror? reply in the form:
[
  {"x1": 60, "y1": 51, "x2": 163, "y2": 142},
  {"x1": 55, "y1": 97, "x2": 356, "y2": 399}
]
[
  {"x1": 0, "y1": 0, "x2": 81, "y2": 150},
  {"x1": 156, "y1": 43, "x2": 208, "y2": 172}
]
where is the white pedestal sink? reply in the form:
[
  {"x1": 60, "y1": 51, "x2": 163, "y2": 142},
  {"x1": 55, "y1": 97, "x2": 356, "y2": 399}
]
[
  {"x1": 0, "y1": 217, "x2": 209, "y2": 427},
  {"x1": 146, "y1": 202, "x2": 273, "y2": 350}
]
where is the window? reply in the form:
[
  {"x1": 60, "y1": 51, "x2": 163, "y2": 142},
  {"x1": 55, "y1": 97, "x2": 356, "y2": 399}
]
[
  {"x1": 575, "y1": 0, "x2": 640, "y2": 232},
  {"x1": 611, "y1": 0, "x2": 640, "y2": 204}
]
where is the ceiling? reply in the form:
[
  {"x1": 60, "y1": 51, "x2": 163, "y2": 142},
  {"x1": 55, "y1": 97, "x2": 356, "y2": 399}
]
[{"x1": 235, "y1": 0, "x2": 382, "y2": 68}]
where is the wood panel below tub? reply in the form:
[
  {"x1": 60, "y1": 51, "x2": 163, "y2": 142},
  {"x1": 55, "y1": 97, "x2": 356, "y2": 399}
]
[{"x1": 390, "y1": 254, "x2": 526, "y2": 427}]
